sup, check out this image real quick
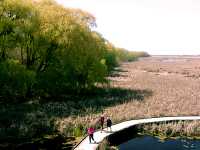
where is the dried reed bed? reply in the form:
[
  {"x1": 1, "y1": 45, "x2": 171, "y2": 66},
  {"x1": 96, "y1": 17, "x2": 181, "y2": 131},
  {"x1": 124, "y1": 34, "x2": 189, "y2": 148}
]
[
  {"x1": 57, "y1": 56, "x2": 200, "y2": 136},
  {"x1": 138, "y1": 121, "x2": 200, "y2": 138}
]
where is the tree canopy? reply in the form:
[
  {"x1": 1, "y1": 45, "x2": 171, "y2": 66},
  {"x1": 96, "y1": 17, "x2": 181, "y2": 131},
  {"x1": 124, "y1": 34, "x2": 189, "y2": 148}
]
[{"x1": 0, "y1": 0, "x2": 149, "y2": 99}]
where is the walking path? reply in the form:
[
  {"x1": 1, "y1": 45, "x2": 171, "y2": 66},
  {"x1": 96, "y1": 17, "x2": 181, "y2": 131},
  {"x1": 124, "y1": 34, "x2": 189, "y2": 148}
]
[{"x1": 74, "y1": 116, "x2": 200, "y2": 150}]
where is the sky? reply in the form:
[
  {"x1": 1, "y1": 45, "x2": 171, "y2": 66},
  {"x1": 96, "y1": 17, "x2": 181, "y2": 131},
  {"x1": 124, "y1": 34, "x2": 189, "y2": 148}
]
[{"x1": 55, "y1": 0, "x2": 200, "y2": 55}]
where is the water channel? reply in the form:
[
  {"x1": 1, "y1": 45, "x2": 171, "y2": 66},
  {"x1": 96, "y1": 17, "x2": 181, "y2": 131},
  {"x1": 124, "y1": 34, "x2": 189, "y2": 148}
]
[{"x1": 119, "y1": 135, "x2": 200, "y2": 150}]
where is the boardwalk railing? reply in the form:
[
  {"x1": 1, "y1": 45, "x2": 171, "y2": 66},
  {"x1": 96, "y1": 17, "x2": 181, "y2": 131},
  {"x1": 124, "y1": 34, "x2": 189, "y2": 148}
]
[{"x1": 74, "y1": 116, "x2": 200, "y2": 150}]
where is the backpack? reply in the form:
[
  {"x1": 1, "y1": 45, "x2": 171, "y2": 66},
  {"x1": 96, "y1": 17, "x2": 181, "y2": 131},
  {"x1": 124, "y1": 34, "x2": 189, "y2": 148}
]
[{"x1": 107, "y1": 119, "x2": 112, "y2": 127}]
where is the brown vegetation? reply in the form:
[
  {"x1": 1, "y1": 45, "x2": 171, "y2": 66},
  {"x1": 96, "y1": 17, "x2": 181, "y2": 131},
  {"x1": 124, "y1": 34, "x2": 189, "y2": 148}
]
[
  {"x1": 57, "y1": 56, "x2": 200, "y2": 136},
  {"x1": 1, "y1": 56, "x2": 200, "y2": 149},
  {"x1": 138, "y1": 121, "x2": 200, "y2": 139}
]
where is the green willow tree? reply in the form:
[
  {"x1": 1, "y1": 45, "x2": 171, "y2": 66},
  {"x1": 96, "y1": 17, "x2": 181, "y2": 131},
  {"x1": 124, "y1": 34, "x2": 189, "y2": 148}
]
[
  {"x1": 0, "y1": 0, "x2": 149, "y2": 99},
  {"x1": 35, "y1": 1, "x2": 107, "y2": 94},
  {"x1": 0, "y1": 0, "x2": 107, "y2": 97}
]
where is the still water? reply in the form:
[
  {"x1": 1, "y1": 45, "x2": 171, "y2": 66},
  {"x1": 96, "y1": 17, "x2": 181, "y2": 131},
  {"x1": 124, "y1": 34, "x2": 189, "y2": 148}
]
[{"x1": 119, "y1": 135, "x2": 200, "y2": 150}]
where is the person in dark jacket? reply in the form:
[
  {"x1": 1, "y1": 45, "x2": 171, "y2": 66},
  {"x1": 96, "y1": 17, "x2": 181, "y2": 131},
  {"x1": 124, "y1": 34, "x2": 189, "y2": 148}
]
[
  {"x1": 100, "y1": 114, "x2": 105, "y2": 132},
  {"x1": 106, "y1": 117, "x2": 112, "y2": 132}
]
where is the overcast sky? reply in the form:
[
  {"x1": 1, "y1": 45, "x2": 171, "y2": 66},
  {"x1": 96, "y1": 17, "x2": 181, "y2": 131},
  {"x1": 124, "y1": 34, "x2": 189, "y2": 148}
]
[{"x1": 55, "y1": 0, "x2": 200, "y2": 55}]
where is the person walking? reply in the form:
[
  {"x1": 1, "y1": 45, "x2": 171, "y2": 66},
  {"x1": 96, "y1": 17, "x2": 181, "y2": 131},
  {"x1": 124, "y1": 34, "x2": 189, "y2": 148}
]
[
  {"x1": 106, "y1": 117, "x2": 112, "y2": 132},
  {"x1": 87, "y1": 127, "x2": 96, "y2": 144},
  {"x1": 100, "y1": 114, "x2": 105, "y2": 132}
]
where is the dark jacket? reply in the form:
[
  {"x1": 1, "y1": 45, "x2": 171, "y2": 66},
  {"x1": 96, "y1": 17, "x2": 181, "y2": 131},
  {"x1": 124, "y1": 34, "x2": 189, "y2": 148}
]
[{"x1": 107, "y1": 119, "x2": 112, "y2": 127}]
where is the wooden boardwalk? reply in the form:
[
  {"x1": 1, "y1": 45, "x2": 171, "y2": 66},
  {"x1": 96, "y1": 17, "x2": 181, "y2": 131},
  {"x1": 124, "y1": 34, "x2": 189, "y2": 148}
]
[{"x1": 74, "y1": 116, "x2": 200, "y2": 150}]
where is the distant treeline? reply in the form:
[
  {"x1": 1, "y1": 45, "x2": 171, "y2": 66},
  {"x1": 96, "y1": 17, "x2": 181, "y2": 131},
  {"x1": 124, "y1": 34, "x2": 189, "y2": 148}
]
[{"x1": 0, "y1": 0, "x2": 149, "y2": 99}]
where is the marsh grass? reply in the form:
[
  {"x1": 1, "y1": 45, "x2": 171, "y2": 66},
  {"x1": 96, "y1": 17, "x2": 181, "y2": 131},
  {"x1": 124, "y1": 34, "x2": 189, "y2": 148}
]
[
  {"x1": 54, "y1": 57, "x2": 200, "y2": 147},
  {"x1": 97, "y1": 138, "x2": 119, "y2": 150},
  {"x1": 137, "y1": 121, "x2": 200, "y2": 139},
  {"x1": 0, "y1": 87, "x2": 152, "y2": 141},
  {"x1": 1, "y1": 57, "x2": 200, "y2": 149},
  {"x1": 97, "y1": 139, "x2": 110, "y2": 150}
]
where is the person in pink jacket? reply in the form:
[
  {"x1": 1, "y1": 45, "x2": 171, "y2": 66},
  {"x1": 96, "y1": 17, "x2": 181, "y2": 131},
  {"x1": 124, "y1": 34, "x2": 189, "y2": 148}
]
[{"x1": 87, "y1": 127, "x2": 96, "y2": 143}]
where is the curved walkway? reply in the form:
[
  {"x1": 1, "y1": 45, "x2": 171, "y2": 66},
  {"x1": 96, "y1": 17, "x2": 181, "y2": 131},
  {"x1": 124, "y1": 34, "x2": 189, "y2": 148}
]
[{"x1": 74, "y1": 116, "x2": 200, "y2": 150}]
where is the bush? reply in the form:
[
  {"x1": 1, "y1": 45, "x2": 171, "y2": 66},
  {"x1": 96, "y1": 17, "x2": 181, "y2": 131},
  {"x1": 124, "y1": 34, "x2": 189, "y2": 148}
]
[
  {"x1": 0, "y1": 60, "x2": 36, "y2": 98},
  {"x1": 104, "y1": 51, "x2": 118, "y2": 72}
]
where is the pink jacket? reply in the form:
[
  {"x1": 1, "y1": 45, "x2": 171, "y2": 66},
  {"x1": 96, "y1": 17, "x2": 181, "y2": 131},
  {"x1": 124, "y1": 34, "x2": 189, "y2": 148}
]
[{"x1": 87, "y1": 127, "x2": 95, "y2": 135}]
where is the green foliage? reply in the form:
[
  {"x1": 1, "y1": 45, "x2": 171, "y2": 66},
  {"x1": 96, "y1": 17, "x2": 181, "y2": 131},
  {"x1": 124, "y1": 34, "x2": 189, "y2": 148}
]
[
  {"x1": 115, "y1": 48, "x2": 138, "y2": 62},
  {"x1": 73, "y1": 124, "x2": 85, "y2": 137},
  {"x1": 0, "y1": 60, "x2": 36, "y2": 97},
  {"x1": 0, "y1": 0, "x2": 149, "y2": 99},
  {"x1": 104, "y1": 50, "x2": 118, "y2": 71},
  {"x1": 103, "y1": 42, "x2": 149, "y2": 72}
]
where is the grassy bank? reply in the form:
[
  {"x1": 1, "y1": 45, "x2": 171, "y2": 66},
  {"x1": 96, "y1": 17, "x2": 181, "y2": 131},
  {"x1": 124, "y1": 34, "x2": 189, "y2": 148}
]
[
  {"x1": 0, "y1": 87, "x2": 151, "y2": 149},
  {"x1": 138, "y1": 121, "x2": 200, "y2": 140}
]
